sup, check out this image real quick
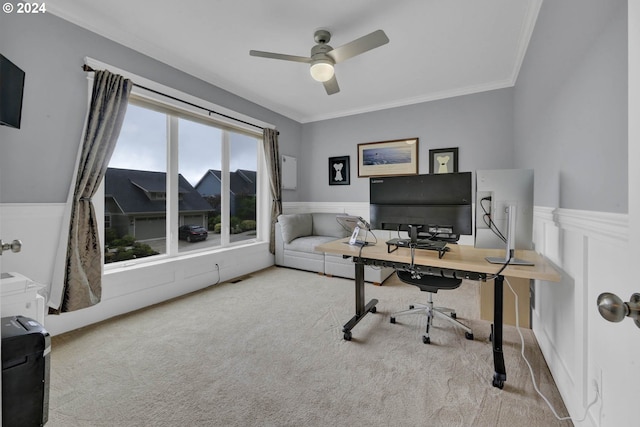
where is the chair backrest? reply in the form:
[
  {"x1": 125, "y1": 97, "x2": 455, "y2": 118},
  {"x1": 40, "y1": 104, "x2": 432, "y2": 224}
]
[{"x1": 396, "y1": 270, "x2": 462, "y2": 293}]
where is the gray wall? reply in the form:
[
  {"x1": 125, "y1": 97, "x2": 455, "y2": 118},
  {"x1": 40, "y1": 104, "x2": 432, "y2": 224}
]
[
  {"x1": 299, "y1": 88, "x2": 515, "y2": 202},
  {"x1": 298, "y1": 0, "x2": 628, "y2": 213},
  {"x1": 1, "y1": 1, "x2": 628, "y2": 213},
  {"x1": 514, "y1": 0, "x2": 627, "y2": 212},
  {"x1": 0, "y1": 13, "x2": 302, "y2": 203}
]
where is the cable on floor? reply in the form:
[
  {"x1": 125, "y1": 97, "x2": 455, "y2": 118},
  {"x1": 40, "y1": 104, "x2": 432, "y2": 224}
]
[{"x1": 505, "y1": 277, "x2": 600, "y2": 422}]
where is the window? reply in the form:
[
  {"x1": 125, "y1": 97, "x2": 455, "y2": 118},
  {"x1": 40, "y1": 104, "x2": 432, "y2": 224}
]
[
  {"x1": 105, "y1": 103, "x2": 167, "y2": 263},
  {"x1": 104, "y1": 96, "x2": 262, "y2": 264},
  {"x1": 229, "y1": 131, "x2": 258, "y2": 245}
]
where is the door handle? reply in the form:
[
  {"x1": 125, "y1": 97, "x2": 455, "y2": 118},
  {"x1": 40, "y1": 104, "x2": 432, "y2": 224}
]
[
  {"x1": 597, "y1": 292, "x2": 640, "y2": 329},
  {"x1": 0, "y1": 239, "x2": 22, "y2": 256}
]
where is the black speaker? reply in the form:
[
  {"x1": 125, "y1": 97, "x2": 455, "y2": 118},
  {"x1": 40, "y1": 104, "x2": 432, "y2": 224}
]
[{"x1": 2, "y1": 315, "x2": 50, "y2": 427}]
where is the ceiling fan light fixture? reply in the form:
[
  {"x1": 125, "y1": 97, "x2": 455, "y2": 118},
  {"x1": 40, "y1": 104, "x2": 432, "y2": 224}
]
[
  {"x1": 250, "y1": 29, "x2": 389, "y2": 95},
  {"x1": 310, "y1": 60, "x2": 334, "y2": 82}
]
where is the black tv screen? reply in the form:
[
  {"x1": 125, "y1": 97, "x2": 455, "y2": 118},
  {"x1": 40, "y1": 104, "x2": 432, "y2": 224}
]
[
  {"x1": 0, "y1": 54, "x2": 25, "y2": 129},
  {"x1": 369, "y1": 172, "x2": 473, "y2": 241}
]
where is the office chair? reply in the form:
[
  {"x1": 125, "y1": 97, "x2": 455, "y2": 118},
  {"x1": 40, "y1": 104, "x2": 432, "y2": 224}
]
[{"x1": 390, "y1": 270, "x2": 474, "y2": 344}]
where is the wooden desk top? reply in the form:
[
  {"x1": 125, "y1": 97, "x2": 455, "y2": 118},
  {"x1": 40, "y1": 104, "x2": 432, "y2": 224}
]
[{"x1": 316, "y1": 238, "x2": 561, "y2": 282}]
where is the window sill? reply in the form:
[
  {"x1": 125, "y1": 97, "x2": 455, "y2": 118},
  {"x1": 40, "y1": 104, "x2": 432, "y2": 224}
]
[{"x1": 104, "y1": 239, "x2": 267, "y2": 275}]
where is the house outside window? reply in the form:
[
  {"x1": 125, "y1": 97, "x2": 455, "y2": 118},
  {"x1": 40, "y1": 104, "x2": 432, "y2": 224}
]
[{"x1": 104, "y1": 97, "x2": 261, "y2": 264}]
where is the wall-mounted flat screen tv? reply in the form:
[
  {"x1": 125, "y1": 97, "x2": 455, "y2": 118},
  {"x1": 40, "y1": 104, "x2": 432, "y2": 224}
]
[{"x1": 0, "y1": 54, "x2": 26, "y2": 129}]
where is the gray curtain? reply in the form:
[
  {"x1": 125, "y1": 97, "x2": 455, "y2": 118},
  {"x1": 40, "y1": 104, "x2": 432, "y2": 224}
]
[
  {"x1": 56, "y1": 70, "x2": 132, "y2": 313},
  {"x1": 263, "y1": 128, "x2": 282, "y2": 254}
]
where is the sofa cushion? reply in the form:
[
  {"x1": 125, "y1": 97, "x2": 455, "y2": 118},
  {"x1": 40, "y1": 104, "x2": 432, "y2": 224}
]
[
  {"x1": 312, "y1": 212, "x2": 351, "y2": 238},
  {"x1": 285, "y1": 235, "x2": 337, "y2": 254},
  {"x1": 278, "y1": 213, "x2": 313, "y2": 243}
]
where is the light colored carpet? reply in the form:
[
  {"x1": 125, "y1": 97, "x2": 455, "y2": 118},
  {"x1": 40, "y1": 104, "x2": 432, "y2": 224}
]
[{"x1": 48, "y1": 266, "x2": 571, "y2": 426}]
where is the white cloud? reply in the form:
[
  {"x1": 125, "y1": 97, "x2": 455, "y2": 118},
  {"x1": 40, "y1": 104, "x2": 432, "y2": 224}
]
[{"x1": 110, "y1": 104, "x2": 259, "y2": 186}]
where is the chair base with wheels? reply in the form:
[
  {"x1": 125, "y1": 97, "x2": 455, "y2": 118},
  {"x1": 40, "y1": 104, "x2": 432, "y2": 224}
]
[{"x1": 390, "y1": 270, "x2": 474, "y2": 344}]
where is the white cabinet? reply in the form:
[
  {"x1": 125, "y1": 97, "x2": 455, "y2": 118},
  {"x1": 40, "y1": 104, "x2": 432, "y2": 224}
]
[{"x1": 1, "y1": 272, "x2": 46, "y2": 325}]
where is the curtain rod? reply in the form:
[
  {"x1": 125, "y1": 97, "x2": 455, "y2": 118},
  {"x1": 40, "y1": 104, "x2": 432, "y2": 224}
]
[{"x1": 82, "y1": 64, "x2": 277, "y2": 134}]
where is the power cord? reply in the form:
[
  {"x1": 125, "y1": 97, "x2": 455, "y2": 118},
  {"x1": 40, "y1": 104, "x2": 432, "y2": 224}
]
[
  {"x1": 480, "y1": 196, "x2": 507, "y2": 243},
  {"x1": 490, "y1": 253, "x2": 512, "y2": 279},
  {"x1": 359, "y1": 230, "x2": 385, "y2": 270},
  {"x1": 364, "y1": 228, "x2": 378, "y2": 245},
  {"x1": 504, "y1": 276, "x2": 600, "y2": 422},
  {"x1": 212, "y1": 263, "x2": 221, "y2": 286}
]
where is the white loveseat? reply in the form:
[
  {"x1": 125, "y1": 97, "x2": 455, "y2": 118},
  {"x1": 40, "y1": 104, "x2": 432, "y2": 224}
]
[{"x1": 275, "y1": 212, "x2": 394, "y2": 285}]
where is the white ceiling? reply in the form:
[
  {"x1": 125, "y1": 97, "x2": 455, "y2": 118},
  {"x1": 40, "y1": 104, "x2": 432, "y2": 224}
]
[{"x1": 47, "y1": 0, "x2": 541, "y2": 123}]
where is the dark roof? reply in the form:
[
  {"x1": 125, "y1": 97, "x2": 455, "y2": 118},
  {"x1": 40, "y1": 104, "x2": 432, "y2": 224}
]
[
  {"x1": 105, "y1": 168, "x2": 212, "y2": 215},
  {"x1": 231, "y1": 169, "x2": 256, "y2": 195},
  {"x1": 195, "y1": 169, "x2": 256, "y2": 196}
]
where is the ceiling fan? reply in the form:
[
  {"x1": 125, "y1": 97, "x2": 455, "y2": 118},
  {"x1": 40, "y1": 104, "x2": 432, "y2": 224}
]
[{"x1": 249, "y1": 29, "x2": 389, "y2": 95}]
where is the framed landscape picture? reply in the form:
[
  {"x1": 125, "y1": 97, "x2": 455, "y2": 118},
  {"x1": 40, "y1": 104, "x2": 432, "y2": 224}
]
[
  {"x1": 429, "y1": 147, "x2": 458, "y2": 174},
  {"x1": 357, "y1": 138, "x2": 419, "y2": 177},
  {"x1": 328, "y1": 156, "x2": 350, "y2": 185}
]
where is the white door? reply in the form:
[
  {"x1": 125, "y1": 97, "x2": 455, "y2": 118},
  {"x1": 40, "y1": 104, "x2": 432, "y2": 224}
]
[{"x1": 595, "y1": 4, "x2": 640, "y2": 425}]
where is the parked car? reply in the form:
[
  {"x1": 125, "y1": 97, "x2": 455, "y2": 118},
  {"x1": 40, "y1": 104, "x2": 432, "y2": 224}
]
[{"x1": 178, "y1": 225, "x2": 208, "y2": 242}]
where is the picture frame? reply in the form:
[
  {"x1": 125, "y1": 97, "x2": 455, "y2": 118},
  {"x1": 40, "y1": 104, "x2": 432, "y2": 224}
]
[
  {"x1": 357, "y1": 138, "x2": 419, "y2": 177},
  {"x1": 328, "y1": 156, "x2": 350, "y2": 185},
  {"x1": 429, "y1": 147, "x2": 459, "y2": 174}
]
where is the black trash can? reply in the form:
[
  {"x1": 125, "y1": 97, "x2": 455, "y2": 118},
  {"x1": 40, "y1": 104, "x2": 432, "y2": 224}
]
[{"x1": 1, "y1": 315, "x2": 50, "y2": 427}]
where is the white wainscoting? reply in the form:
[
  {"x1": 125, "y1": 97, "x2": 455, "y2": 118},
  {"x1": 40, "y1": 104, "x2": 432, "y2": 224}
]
[
  {"x1": 532, "y1": 207, "x2": 628, "y2": 426},
  {"x1": 283, "y1": 201, "x2": 369, "y2": 217},
  {"x1": 0, "y1": 203, "x2": 66, "y2": 289},
  {"x1": 0, "y1": 203, "x2": 274, "y2": 335}
]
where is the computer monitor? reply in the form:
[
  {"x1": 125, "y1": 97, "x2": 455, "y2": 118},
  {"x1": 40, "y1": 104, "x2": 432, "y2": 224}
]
[
  {"x1": 369, "y1": 172, "x2": 473, "y2": 244},
  {"x1": 475, "y1": 169, "x2": 534, "y2": 265}
]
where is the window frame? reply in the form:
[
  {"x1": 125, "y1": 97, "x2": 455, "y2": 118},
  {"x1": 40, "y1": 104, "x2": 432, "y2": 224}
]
[{"x1": 85, "y1": 58, "x2": 273, "y2": 269}]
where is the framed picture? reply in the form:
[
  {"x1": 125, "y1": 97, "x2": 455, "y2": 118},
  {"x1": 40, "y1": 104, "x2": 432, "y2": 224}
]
[
  {"x1": 429, "y1": 147, "x2": 458, "y2": 174},
  {"x1": 357, "y1": 138, "x2": 419, "y2": 177},
  {"x1": 328, "y1": 156, "x2": 350, "y2": 185}
]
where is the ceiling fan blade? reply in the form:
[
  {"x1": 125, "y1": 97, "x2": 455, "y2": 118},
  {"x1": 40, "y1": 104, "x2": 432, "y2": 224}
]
[
  {"x1": 323, "y1": 75, "x2": 340, "y2": 95},
  {"x1": 327, "y1": 30, "x2": 389, "y2": 64},
  {"x1": 249, "y1": 50, "x2": 311, "y2": 63}
]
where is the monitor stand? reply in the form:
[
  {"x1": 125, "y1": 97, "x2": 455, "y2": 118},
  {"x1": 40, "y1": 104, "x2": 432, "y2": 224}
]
[
  {"x1": 336, "y1": 216, "x2": 372, "y2": 246},
  {"x1": 485, "y1": 205, "x2": 534, "y2": 266},
  {"x1": 485, "y1": 255, "x2": 534, "y2": 266},
  {"x1": 385, "y1": 225, "x2": 449, "y2": 258},
  {"x1": 346, "y1": 226, "x2": 369, "y2": 246}
]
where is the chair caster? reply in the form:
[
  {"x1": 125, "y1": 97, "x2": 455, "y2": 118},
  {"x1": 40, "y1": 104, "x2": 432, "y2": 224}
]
[
  {"x1": 451, "y1": 312, "x2": 457, "y2": 319},
  {"x1": 465, "y1": 332, "x2": 474, "y2": 340},
  {"x1": 492, "y1": 375, "x2": 504, "y2": 389},
  {"x1": 409, "y1": 305, "x2": 415, "y2": 309},
  {"x1": 390, "y1": 317, "x2": 396, "y2": 324},
  {"x1": 370, "y1": 306, "x2": 377, "y2": 314},
  {"x1": 422, "y1": 335, "x2": 431, "y2": 344},
  {"x1": 343, "y1": 331, "x2": 352, "y2": 341}
]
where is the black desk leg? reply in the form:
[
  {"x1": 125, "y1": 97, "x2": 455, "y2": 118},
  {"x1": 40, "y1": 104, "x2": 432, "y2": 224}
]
[
  {"x1": 491, "y1": 275, "x2": 506, "y2": 388},
  {"x1": 342, "y1": 260, "x2": 378, "y2": 341}
]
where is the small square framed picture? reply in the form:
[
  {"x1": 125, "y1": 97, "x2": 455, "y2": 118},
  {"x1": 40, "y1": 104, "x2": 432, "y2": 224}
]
[
  {"x1": 429, "y1": 148, "x2": 459, "y2": 174},
  {"x1": 329, "y1": 156, "x2": 350, "y2": 185}
]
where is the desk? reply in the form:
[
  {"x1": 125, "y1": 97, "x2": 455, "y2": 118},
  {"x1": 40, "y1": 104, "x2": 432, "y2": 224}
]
[{"x1": 315, "y1": 239, "x2": 560, "y2": 388}]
